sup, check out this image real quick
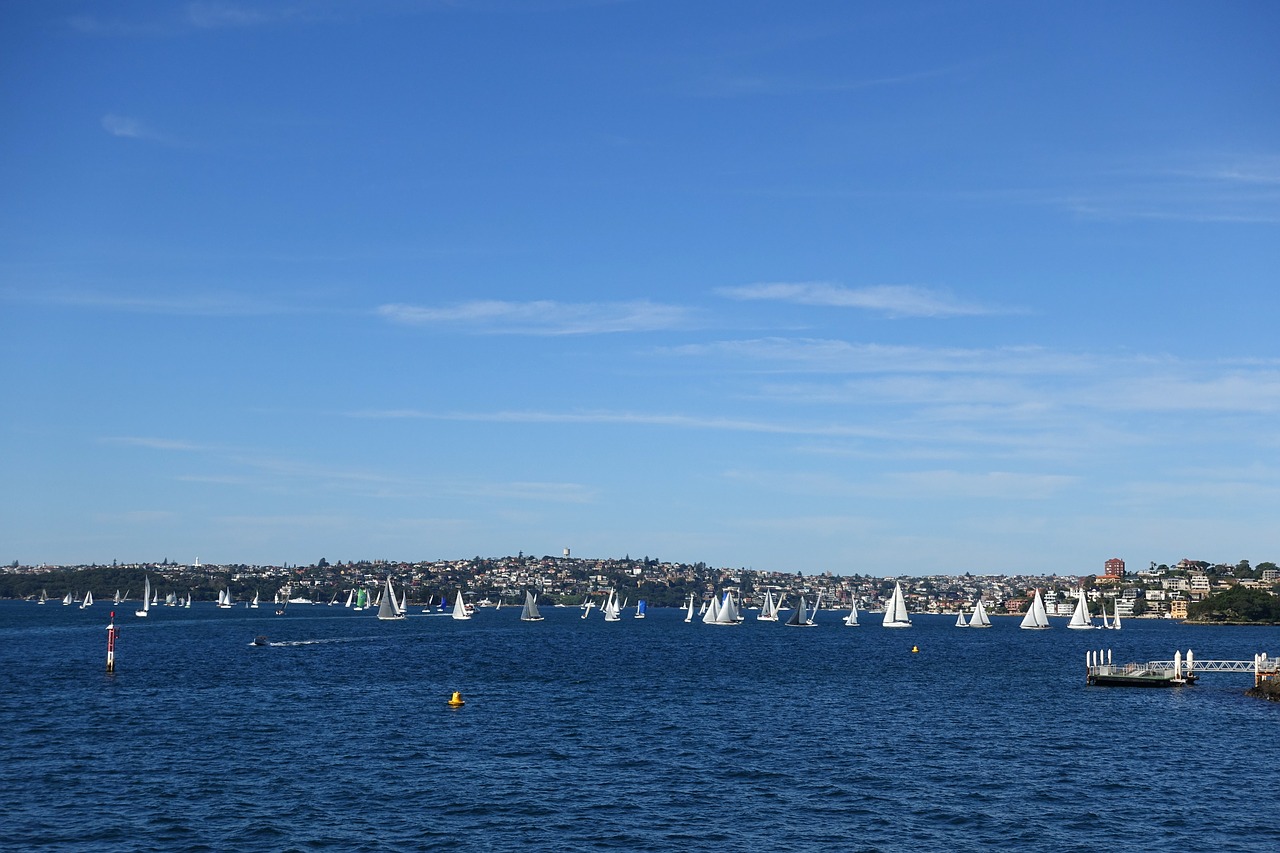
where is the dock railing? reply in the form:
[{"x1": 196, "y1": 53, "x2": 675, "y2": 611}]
[{"x1": 1087, "y1": 650, "x2": 1280, "y2": 686}]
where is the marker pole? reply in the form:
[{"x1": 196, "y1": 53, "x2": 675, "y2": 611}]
[{"x1": 106, "y1": 611, "x2": 117, "y2": 673}]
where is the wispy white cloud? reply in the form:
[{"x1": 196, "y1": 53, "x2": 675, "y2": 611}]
[
  {"x1": 376, "y1": 299, "x2": 695, "y2": 335},
  {"x1": 102, "y1": 437, "x2": 214, "y2": 452},
  {"x1": 72, "y1": 3, "x2": 312, "y2": 36},
  {"x1": 884, "y1": 470, "x2": 1077, "y2": 500},
  {"x1": 15, "y1": 288, "x2": 320, "y2": 317},
  {"x1": 106, "y1": 434, "x2": 597, "y2": 505},
  {"x1": 691, "y1": 65, "x2": 962, "y2": 98},
  {"x1": 186, "y1": 2, "x2": 278, "y2": 29},
  {"x1": 716, "y1": 283, "x2": 1013, "y2": 318},
  {"x1": 345, "y1": 407, "x2": 887, "y2": 438},
  {"x1": 662, "y1": 338, "x2": 1089, "y2": 375},
  {"x1": 1057, "y1": 153, "x2": 1280, "y2": 224},
  {"x1": 101, "y1": 114, "x2": 164, "y2": 142}
]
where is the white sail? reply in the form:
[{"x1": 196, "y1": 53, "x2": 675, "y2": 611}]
[
  {"x1": 757, "y1": 590, "x2": 776, "y2": 622},
  {"x1": 701, "y1": 593, "x2": 720, "y2": 624},
  {"x1": 713, "y1": 591, "x2": 741, "y2": 625},
  {"x1": 955, "y1": 609, "x2": 968, "y2": 628},
  {"x1": 882, "y1": 582, "x2": 912, "y2": 628},
  {"x1": 969, "y1": 599, "x2": 992, "y2": 628},
  {"x1": 603, "y1": 589, "x2": 622, "y2": 622},
  {"x1": 38, "y1": 589, "x2": 47, "y2": 605},
  {"x1": 63, "y1": 592, "x2": 74, "y2": 606},
  {"x1": 136, "y1": 576, "x2": 151, "y2": 618},
  {"x1": 843, "y1": 598, "x2": 860, "y2": 627},
  {"x1": 520, "y1": 590, "x2": 544, "y2": 622},
  {"x1": 250, "y1": 590, "x2": 259, "y2": 609},
  {"x1": 684, "y1": 593, "x2": 695, "y2": 623},
  {"x1": 1110, "y1": 600, "x2": 1122, "y2": 630},
  {"x1": 399, "y1": 586, "x2": 408, "y2": 614},
  {"x1": 581, "y1": 599, "x2": 595, "y2": 619},
  {"x1": 79, "y1": 590, "x2": 93, "y2": 609},
  {"x1": 451, "y1": 589, "x2": 470, "y2": 620},
  {"x1": 1067, "y1": 589, "x2": 1095, "y2": 629},
  {"x1": 184, "y1": 593, "x2": 191, "y2": 608},
  {"x1": 345, "y1": 589, "x2": 354, "y2": 608},
  {"x1": 113, "y1": 589, "x2": 122, "y2": 605},
  {"x1": 1019, "y1": 589, "x2": 1050, "y2": 629},
  {"x1": 378, "y1": 575, "x2": 405, "y2": 620},
  {"x1": 785, "y1": 594, "x2": 815, "y2": 627}
]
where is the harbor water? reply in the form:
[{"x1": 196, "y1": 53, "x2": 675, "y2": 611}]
[{"x1": 1, "y1": 601, "x2": 1276, "y2": 852}]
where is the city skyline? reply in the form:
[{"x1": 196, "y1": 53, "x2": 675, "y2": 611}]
[{"x1": 3, "y1": 2, "x2": 1279, "y2": 573}]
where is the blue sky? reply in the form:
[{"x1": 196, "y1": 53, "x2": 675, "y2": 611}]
[{"x1": 3, "y1": 1, "x2": 1279, "y2": 574}]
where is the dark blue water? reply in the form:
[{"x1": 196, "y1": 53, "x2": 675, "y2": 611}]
[{"x1": 1, "y1": 601, "x2": 1276, "y2": 852}]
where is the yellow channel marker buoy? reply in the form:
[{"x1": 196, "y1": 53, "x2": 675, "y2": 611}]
[
  {"x1": 447, "y1": 690, "x2": 465, "y2": 707},
  {"x1": 911, "y1": 645, "x2": 919, "y2": 653}
]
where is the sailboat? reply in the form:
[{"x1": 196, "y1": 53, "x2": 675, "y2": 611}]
[
  {"x1": 785, "y1": 594, "x2": 816, "y2": 627},
  {"x1": 602, "y1": 590, "x2": 622, "y2": 622},
  {"x1": 354, "y1": 588, "x2": 368, "y2": 611},
  {"x1": 955, "y1": 609, "x2": 968, "y2": 628},
  {"x1": 969, "y1": 599, "x2": 992, "y2": 628},
  {"x1": 37, "y1": 589, "x2": 47, "y2": 605},
  {"x1": 1066, "y1": 589, "x2": 1096, "y2": 629},
  {"x1": 217, "y1": 587, "x2": 233, "y2": 609},
  {"x1": 344, "y1": 589, "x2": 355, "y2": 608},
  {"x1": 62, "y1": 591, "x2": 74, "y2": 606},
  {"x1": 713, "y1": 591, "x2": 741, "y2": 625},
  {"x1": 634, "y1": 600, "x2": 647, "y2": 619},
  {"x1": 843, "y1": 598, "x2": 860, "y2": 626},
  {"x1": 757, "y1": 590, "x2": 779, "y2": 621},
  {"x1": 184, "y1": 593, "x2": 192, "y2": 608},
  {"x1": 136, "y1": 576, "x2": 151, "y2": 618},
  {"x1": 581, "y1": 598, "x2": 595, "y2": 619},
  {"x1": 1019, "y1": 589, "x2": 1051, "y2": 629},
  {"x1": 882, "y1": 582, "x2": 912, "y2": 628},
  {"x1": 250, "y1": 590, "x2": 259, "y2": 609},
  {"x1": 399, "y1": 586, "x2": 408, "y2": 615},
  {"x1": 701, "y1": 593, "x2": 720, "y2": 625},
  {"x1": 113, "y1": 589, "x2": 123, "y2": 605},
  {"x1": 1100, "y1": 601, "x2": 1112, "y2": 629},
  {"x1": 520, "y1": 590, "x2": 544, "y2": 622},
  {"x1": 377, "y1": 575, "x2": 406, "y2": 620},
  {"x1": 1109, "y1": 599, "x2": 1122, "y2": 630},
  {"x1": 80, "y1": 590, "x2": 93, "y2": 609},
  {"x1": 684, "y1": 593, "x2": 695, "y2": 622},
  {"x1": 451, "y1": 589, "x2": 471, "y2": 621}
]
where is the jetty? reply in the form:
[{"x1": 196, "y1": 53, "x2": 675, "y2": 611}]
[{"x1": 1085, "y1": 649, "x2": 1279, "y2": 688}]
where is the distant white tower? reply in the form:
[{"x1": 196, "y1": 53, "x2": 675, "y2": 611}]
[{"x1": 564, "y1": 548, "x2": 570, "y2": 558}]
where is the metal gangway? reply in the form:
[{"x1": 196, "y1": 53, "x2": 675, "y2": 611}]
[{"x1": 1088, "y1": 649, "x2": 1279, "y2": 686}]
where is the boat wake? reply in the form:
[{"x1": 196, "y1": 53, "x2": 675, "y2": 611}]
[{"x1": 248, "y1": 637, "x2": 359, "y2": 648}]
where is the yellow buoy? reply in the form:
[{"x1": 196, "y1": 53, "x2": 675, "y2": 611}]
[
  {"x1": 447, "y1": 690, "x2": 465, "y2": 707},
  {"x1": 911, "y1": 645, "x2": 919, "y2": 653}
]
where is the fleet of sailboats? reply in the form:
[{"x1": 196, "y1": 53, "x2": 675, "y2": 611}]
[{"x1": 34, "y1": 576, "x2": 1140, "y2": 633}]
